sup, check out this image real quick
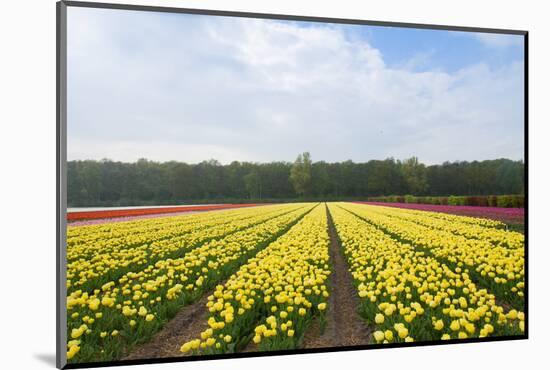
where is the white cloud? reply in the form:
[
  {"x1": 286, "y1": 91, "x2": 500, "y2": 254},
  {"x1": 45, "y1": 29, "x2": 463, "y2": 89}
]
[
  {"x1": 473, "y1": 32, "x2": 524, "y2": 48},
  {"x1": 67, "y1": 8, "x2": 524, "y2": 165}
]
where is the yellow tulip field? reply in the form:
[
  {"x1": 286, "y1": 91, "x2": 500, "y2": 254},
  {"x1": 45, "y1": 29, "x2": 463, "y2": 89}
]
[
  {"x1": 328, "y1": 203, "x2": 524, "y2": 343},
  {"x1": 65, "y1": 202, "x2": 525, "y2": 363}
]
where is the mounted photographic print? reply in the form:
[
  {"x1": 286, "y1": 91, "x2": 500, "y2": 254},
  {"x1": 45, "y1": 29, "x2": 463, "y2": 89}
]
[{"x1": 56, "y1": 1, "x2": 527, "y2": 368}]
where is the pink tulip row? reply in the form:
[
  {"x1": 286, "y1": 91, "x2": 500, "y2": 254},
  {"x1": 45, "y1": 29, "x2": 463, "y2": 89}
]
[{"x1": 357, "y1": 202, "x2": 525, "y2": 225}]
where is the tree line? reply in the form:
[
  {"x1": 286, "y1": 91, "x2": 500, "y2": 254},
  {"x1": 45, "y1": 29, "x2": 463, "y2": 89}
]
[{"x1": 67, "y1": 154, "x2": 524, "y2": 206}]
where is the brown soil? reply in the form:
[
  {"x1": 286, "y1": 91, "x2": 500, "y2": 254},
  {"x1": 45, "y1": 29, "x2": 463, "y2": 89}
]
[
  {"x1": 124, "y1": 293, "x2": 213, "y2": 360},
  {"x1": 301, "y1": 205, "x2": 373, "y2": 349}
]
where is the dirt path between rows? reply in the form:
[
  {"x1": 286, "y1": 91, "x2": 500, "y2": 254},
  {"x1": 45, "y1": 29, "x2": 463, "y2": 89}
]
[
  {"x1": 301, "y1": 205, "x2": 372, "y2": 349},
  {"x1": 124, "y1": 292, "x2": 213, "y2": 360}
]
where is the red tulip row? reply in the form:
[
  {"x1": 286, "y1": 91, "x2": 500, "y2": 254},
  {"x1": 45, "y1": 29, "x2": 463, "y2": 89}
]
[{"x1": 67, "y1": 204, "x2": 261, "y2": 221}]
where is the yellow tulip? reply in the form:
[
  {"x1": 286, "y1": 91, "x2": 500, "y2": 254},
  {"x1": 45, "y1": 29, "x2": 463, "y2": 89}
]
[
  {"x1": 180, "y1": 342, "x2": 192, "y2": 353},
  {"x1": 373, "y1": 331, "x2": 385, "y2": 342},
  {"x1": 138, "y1": 306, "x2": 147, "y2": 317},
  {"x1": 506, "y1": 310, "x2": 518, "y2": 320},
  {"x1": 67, "y1": 345, "x2": 80, "y2": 360}
]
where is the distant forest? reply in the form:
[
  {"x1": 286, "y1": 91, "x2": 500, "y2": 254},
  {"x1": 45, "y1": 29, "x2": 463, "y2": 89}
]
[{"x1": 67, "y1": 154, "x2": 524, "y2": 207}]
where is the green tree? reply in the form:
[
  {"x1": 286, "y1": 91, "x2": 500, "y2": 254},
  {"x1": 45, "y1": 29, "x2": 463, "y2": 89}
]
[
  {"x1": 243, "y1": 170, "x2": 261, "y2": 199},
  {"x1": 311, "y1": 161, "x2": 330, "y2": 196},
  {"x1": 401, "y1": 156, "x2": 428, "y2": 195},
  {"x1": 289, "y1": 152, "x2": 312, "y2": 196},
  {"x1": 366, "y1": 158, "x2": 404, "y2": 195},
  {"x1": 66, "y1": 157, "x2": 525, "y2": 206}
]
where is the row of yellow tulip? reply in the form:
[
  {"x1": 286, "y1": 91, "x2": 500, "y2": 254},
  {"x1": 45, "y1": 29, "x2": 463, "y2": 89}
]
[
  {"x1": 68, "y1": 209, "x2": 222, "y2": 246},
  {"x1": 356, "y1": 204, "x2": 523, "y2": 248},
  {"x1": 67, "y1": 206, "x2": 279, "y2": 261},
  {"x1": 180, "y1": 204, "x2": 330, "y2": 354},
  {"x1": 381, "y1": 207, "x2": 505, "y2": 228},
  {"x1": 341, "y1": 203, "x2": 524, "y2": 308},
  {"x1": 328, "y1": 203, "x2": 524, "y2": 344},
  {"x1": 65, "y1": 203, "x2": 314, "y2": 363},
  {"x1": 67, "y1": 205, "x2": 299, "y2": 293}
]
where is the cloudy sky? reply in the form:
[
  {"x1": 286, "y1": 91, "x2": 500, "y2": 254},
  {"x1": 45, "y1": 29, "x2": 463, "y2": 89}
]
[{"x1": 67, "y1": 7, "x2": 525, "y2": 165}]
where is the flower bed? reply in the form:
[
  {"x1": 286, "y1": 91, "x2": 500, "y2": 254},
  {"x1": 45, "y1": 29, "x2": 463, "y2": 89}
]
[
  {"x1": 67, "y1": 204, "x2": 260, "y2": 221},
  {"x1": 356, "y1": 202, "x2": 524, "y2": 225}
]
